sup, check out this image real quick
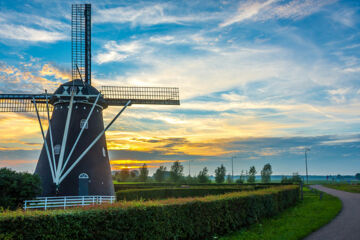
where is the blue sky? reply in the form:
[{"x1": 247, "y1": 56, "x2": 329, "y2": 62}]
[{"x1": 0, "y1": 0, "x2": 359, "y2": 176}]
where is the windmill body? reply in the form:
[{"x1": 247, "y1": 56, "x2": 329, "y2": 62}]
[
  {"x1": 35, "y1": 80, "x2": 113, "y2": 196},
  {"x1": 0, "y1": 4, "x2": 179, "y2": 197}
]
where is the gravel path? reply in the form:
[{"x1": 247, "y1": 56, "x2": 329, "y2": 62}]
[{"x1": 304, "y1": 185, "x2": 360, "y2": 240}]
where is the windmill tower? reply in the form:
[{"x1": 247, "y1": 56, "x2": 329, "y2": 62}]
[{"x1": 0, "y1": 4, "x2": 179, "y2": 196}]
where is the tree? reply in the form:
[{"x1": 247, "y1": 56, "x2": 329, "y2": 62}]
[
  {"x1": 0, "y1": 168, "x2": 42, "y2": 210},
  {"x1": 355, "y1": 173, "x2": 360, "y2": 180},
  {"x1": 215, "y1": 164, "x2": 226, "y2": 183},
  {"x1": 130, "y1": 170, "x2": 139, "y2": 179},
  {"x1": 236, "y1": 170, "x2": 245, "y2": 184},
  {"x1": 119, "y1": 168, "x2": 130, "y2": 181},
  {"x1": 197, "y1": 167, "x2": 210, "y2": 183},
  {"x1": 281, "y1": 172, "x2": 302, "y2": 184},
  {"x1": 139, "y1": 164, "x2": 149, "y2": 182},
  {"x1": 226, "y1": 174, "x2": 233, "y2": 184},
  {"x1": 154, "y1": 166, "x2": 167, "y2": 182},
  {"x1": 248, "y1": 166, "x2": 256, "y2": 183},
  {"x1": 261, "y1": 163, "x2": 272, "y2": 183},
  {"x1": 170, "y1": 161, "x2": 184, "y2": 183}
]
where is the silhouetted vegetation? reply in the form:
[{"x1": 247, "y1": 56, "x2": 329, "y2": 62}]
[
  {"x1": 139, "y1": 164, "x2": 149, "y2": 182},
  {"x1": 170, "y1": 161, "x2": 184, "y2": 183},
  {"x1": 215, "y1": 164, "x2": 226, "y2": 183},
  {"x1": 154, "y1": 166, "x2": 167, "y2": 182},
  {"x1": 261, "y1": 163, "x2": 272, "y2": 183},
  {"x1": 0, "y1": 168, "x2": 41, "y2": 210},
  {"x1": 248, "y1": 166, "x2": 257, "y2": 183}
]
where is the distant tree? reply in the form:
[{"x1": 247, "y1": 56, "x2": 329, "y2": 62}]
[
  {"x1": 248, "y1": 166, "x2": 257, "y2": 183},
  {"x1": 185, "y1": 175, "x2": 197, "y2": 184},
  {"x1": 355, "y1": 173, "x2": 360, "y2": 180},
  {"x1": 0, "y1": 168, "x2": 41, "y2": 210},
  {"x1": 236, "y1": 170, "x2": 245, "y2": 184},
  {"x1": 226, "y1": 174, "x2": 233, "y2": 184},
  {"x1": 139, "y1": 164, "x2": 149, "y2": 182},
  {"x1": 130, "y1": 170, "x2": 139, "y2": 179},
  {"x1": 119, "y1": 168, "x2": 130, "y2": 181},
  {"x1": 281, "y1": 172, "x2": 302, "y2": 184},
  {"x1": 154, "y1": 166, "x2": 167, "y2": 182},
  {"x1": 261, "y1": 163, "x2": 272, "y2": 183},
  {"x1": 197, "y1": 167, "x2": 210, "y2": 183},
  {"x1": 170, "y1": 161, "x2": 184, "y2": 183},
  {"x1": 215, "y1": 164, "x2": 226, "y2": 183}
]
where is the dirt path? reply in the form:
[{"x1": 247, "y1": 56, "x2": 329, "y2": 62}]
[{"x1": 304, "y1": 185, "x2": 360, "y2": 240}]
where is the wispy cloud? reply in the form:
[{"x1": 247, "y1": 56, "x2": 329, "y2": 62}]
[
  {"x1": 94, "y1": 3, "x2": 217, "y2": 26},
  {"x1": 220, "y1": 0, "x2": 336, "y2": 27},
  {"x1": 95, "y1": 41, "x2": 143, "y2": 64}
]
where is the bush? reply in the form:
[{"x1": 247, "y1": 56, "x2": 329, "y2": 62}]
[
  {"x1": 0, "y1": 186, "x2": 299, "y2": 240},
  {"x1": 0, "y1": 168, "x2": 41, "y2": 210},
  {"x1": 116, "y1": 186, "x2": 261, "y2": 201}
]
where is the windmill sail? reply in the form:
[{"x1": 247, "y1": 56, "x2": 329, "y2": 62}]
[
  {"x1": 100, "y1": 86, "x2": 180, "y2": 105},
  {"x1": 0, "y1": 94, "x2": 52, "y2": 112}
]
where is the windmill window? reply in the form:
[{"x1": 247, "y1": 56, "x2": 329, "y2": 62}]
[
  {"x1": 102, "y1": 147, "x2": 106, "y2": 157},
  {"x1": 54, "y1": 144, "x2": 61, "y2": 155},
  {"x1": 80, "y1": 119, "x2": 88, "y2": 129}
]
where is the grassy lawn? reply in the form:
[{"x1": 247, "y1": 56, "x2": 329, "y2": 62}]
[
  {"x1": 323, "y1": 184, "x2": 360, "y2": 193},
  {"x1": 220, "y1": 188, "x2": 341, "y2": 240}
]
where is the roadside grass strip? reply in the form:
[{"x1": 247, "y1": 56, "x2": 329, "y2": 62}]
[
  {"x1": 323, "y1": 184, "x2": 360, "y2": 193},
  {"x1": 220, "y1": 188, "x2": 342, "y2": 240}
]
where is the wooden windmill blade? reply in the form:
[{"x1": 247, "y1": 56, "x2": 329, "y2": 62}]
[
  {"x1": 0, "y1": 94, "x2": 53, "y2": 112},
  {"x1": 100, "y1": 86, "x2": 180, "y2": 106}
]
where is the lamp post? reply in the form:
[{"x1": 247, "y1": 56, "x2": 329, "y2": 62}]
[{"x1": 304, "y1": 148, "x2": 311, "y2": 184}]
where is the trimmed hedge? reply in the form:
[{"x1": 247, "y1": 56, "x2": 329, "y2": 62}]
[
  {"x1": 0, "y1": 185, "x2": 299, "y2": 240},
  {"x1": 116, "y1": 186, "x2": 268, "y2": 201}
]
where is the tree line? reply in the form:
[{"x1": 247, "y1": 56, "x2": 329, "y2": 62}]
[{"x1": 113, "y1": 161, "x2": 274, "y2": 184}]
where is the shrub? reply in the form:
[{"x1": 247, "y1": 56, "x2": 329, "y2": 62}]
[
  {"x1": 0, "y1": 186, "x2": 299, "y2": 240},
  {"x1": 0, "y1": 168, "x2": 41, "y2": 210},
  {"x1": 116, "y1": 186, "x2": 261, "y2": 201}
]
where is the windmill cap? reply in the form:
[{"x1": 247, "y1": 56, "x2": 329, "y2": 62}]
[{"x1": 50, "y1": 79, "x2": 107, "y2": 108}]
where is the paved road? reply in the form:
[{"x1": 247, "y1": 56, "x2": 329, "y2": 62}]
[{"x1": 304, "y1": 185, "x2": 360, "y2": 240}]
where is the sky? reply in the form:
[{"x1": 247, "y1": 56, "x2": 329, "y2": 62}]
[{"x1": 0, "y1": 0, "x2": 359, "y2": 176}]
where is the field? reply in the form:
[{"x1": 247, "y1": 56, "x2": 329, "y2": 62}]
[
  {"x1": 221, "y1": 187, "x2": 341, "y2": 240},
  {"x1": 323, "y1": 183, "x2": 360, "y2": 193}
]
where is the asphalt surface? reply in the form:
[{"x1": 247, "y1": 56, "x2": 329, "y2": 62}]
[{"x1": 304, "y1": 185, "x2": 360, "y2": 240}]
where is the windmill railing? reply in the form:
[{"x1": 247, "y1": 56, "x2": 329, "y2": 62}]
[{"x1": 24, "y1": 195, "x2": 116, "y2": 210}]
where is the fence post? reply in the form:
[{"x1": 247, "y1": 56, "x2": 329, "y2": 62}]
[
  {"x1": 44, "y1": 197, "x2": 47, "y2": 211},
  {"x1": 82, "y1": 196, "x2": 84, "y2": 206},
  {"x1": 24, "y1": 201, "x2": 27, "y2": 211},
  {"x1": 64, "y1": 196, "x2": 67, "y2": 209},
  {"x1": 110, "y1": 196, "x2": 113, "y2": 204},
  {"x1": 100, "y1": 196, "x2": 102, "y2": 204},
  {"x1": 92, "y1": 196, "x2": 95, "y2": 205},
  {"x1": 300, "y1": 182, "x2": 303, "y2": 200}
]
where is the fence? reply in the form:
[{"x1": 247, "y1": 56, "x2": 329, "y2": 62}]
[{"x1": 24, "y1": 195, "x2": 116, "y2": 210}]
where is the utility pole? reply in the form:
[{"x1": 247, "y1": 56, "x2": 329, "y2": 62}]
[
  {"x1": 188, "y1": 160, "x2": 191, "y2": 176},
  {"x1": 305, "y1": 148, "x2": 311, "y2": 184},
  {"x1": 231, "y1": 156, "x2": 239, "y2": 181}
]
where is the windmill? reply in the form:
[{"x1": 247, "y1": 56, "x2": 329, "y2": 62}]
[{"x1": 0, "y1": 4, "x2": 179, "y2": 197}]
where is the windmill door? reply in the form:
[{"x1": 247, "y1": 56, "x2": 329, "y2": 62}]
[{"x1": 78, "y1": 173, "x2": 89, "y2": 196}]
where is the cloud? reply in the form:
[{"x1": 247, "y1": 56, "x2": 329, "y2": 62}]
[
  {"x1": 0, "y1": 11, "x2": 68, "y2": 43},
  {"x1": 39, "y1": 64, "x2": 70, "y2": 80},
  {"x1": 95, "y1": 41, "x2": 143, "y2": 64},
  {"x1": 220, "y1": 0, "x2": 336, "y2": 27},
  {"x1": 94, "y1": 3, "x2": 217, "y2": 26}
]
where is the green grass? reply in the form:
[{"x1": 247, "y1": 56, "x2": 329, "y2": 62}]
[
  {"x1": 220, "y1": 188, "x2": 341, "y2": 240},
  {"x1": 323, "y1": 184, "x2": 360, "y2": 193}
]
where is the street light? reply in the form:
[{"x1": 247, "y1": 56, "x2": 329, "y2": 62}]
[{"x1": 304, "y1": 148, "x2": 311, "y2": 184}]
